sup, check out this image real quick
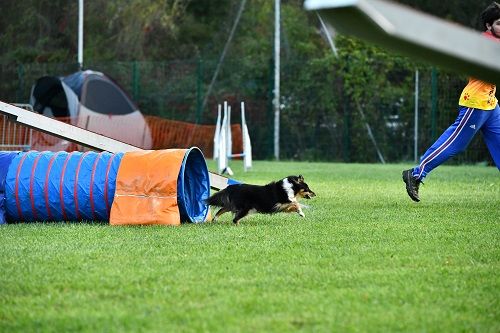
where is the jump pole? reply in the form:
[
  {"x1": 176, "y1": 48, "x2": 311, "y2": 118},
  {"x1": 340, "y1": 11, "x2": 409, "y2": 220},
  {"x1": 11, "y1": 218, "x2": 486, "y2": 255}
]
[{"x1": 0, "y1": 100, "x2": 233, "y2": 190}]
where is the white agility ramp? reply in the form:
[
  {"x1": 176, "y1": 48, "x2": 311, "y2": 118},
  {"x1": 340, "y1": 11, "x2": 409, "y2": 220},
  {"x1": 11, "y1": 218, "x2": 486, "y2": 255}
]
[
  {"x1": 0, "y1": 101, "x2": 138, "y2": 152},
  {"x1": 0, "y1": 100, "x2": 233, "y2": 190},
  {"x1": 304, "y1": 0, "x2": 500, "y2": 85}
]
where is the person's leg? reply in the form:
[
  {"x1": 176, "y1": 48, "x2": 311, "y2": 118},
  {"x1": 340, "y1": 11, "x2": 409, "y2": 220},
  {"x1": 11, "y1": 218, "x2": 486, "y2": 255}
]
[
  {"x1": 413, "y1": 107, "x2": 487, "y2": 180},
  {"x1": 403, "y1": 106, "x2": 488, "y2": 202},
  {"x1": 481, "y1": 103, "x2": 500, "y2": 170}
]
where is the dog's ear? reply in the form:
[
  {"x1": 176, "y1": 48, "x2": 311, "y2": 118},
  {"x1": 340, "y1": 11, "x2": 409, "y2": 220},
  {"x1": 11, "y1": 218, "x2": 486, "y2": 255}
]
[{"x1": 298, "y1": 175, "x2": 304, "y2": 182}]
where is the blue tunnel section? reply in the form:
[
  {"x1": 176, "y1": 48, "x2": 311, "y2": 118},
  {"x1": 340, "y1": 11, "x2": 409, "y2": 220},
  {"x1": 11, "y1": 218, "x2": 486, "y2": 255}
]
[
  {"x1": 177, "y1": 147, "x2": 210, "y2": 223},
  {"x1": 4, "y1": 151, "x2": 122, "y2": 222},
  {"x1": 0, "y1": 148, "x2": 210, "y2": 224},
  {"x1": 0, "y1": 152, "x2": 18, "y2": 224}
]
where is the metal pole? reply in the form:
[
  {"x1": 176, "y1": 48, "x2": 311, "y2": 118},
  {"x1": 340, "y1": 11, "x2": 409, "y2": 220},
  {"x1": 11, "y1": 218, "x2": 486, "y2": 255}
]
[
  {"x1": 431, "y1": 68, "x2": 438, "y2": 140},
  {"x1": 78, "y1": 0, "x2": 84, "y2": 69},
  {"x1": 273, "y1": 0, "x2": 280, "y2": 160},
  {"x1": 316, "y1": 13, "x2": 337, "y2": 57},
  {"x1": 356, "y1": 102, "x2": 385, "y2": 164},
  {"x1": 196, "y1": 58, "x2": 202, "y2": 124},
  {"x1": 132, "y1": 61, "x2": 139, "y2": 101},
  {"x1": 201, "y1": 0, "x2": 247, "y2": 111},
  {"x1": 414, "y1": 69, "x2": 419, "y2": 163}
]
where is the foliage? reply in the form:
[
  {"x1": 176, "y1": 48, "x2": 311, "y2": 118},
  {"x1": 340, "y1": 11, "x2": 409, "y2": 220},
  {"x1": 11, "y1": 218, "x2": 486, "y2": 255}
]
[
  {"x1": 1, "y1": 161, "x2": 499, "y2": 332},
  {"x1": 1, "y1": 0, "x2": 492, "y2": 64},
  {"x1": 0, "y1": 1, "x2": 495, "y2": 163}
]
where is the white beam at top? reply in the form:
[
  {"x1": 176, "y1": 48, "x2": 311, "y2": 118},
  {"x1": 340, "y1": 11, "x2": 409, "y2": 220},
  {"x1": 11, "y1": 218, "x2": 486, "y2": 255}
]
[{"x1": 305, "y1": 0, "x2": 500, "y2": 85}]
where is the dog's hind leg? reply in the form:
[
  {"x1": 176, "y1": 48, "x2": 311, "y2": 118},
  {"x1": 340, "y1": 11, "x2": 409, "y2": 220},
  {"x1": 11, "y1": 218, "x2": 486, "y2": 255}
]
[
  {"x1": 233, "y1": 209, "x2": 249, "y2": 225},
  {"x1": 213, "y1": 207, "x2": 230, "y2": 222}
]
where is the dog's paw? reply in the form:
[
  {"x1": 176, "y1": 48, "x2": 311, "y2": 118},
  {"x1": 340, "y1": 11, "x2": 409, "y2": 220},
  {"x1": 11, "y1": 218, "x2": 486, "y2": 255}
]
[{"x1": 298, "y1": 210, "x2": 305, "y2": 217}]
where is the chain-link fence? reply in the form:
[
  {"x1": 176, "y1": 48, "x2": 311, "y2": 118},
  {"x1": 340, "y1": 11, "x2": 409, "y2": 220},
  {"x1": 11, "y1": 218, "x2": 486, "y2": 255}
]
[{"x1": 0, "y1": 59, "x2": 495, "y2": 165}]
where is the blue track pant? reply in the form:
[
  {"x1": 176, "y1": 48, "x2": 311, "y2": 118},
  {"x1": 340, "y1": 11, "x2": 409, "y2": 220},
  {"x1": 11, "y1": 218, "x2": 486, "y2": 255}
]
[{"x1": 412, "y1": 103, "x2": 500, "y2": 180}]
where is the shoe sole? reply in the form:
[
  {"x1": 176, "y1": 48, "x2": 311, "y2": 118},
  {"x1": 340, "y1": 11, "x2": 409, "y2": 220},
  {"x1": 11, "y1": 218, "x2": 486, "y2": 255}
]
[{"x1": 402, "y1": 171, "x2": 420, "y2": 202}]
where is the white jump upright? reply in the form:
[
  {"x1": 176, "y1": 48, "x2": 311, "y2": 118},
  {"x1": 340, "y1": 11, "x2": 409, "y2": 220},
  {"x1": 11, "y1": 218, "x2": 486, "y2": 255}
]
[
  {"x1": 214, "y1": 101, "x2": 252, "y2": 175},
  {"x1": 217, "y1": 102, "x2": 230, "y2": 175},
  {"x1": 225, "y1": 102, "x2": 233, "y2": 173},
  {"x1": 213, "y1": 104, "x2": 222, "y2": 161},
  {"x1": 241, "y1": 102, "x2": 252, "y2": 172}
]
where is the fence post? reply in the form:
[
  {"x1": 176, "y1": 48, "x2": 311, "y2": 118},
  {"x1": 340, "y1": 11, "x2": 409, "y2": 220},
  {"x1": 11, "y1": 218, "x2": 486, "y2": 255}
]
[
  {"x1": 343, "y1": 96, "x2": 351, "y2": 162},
  {"x1": 196, "y1": 58, "x2": 203, "y2": 124},
  {"x1": 273, "y1": 0, "x2": 281, "y2": 161},
  {"x1": 16, "y1": 64, "x2": 25, "y2": 103},
  {"x1": 414, "y1": 69, "x2": 419, "y2": 163},
  {"x1": 268, "y1": 57, "x2": 275, "y2": 159},
  {"x1": 132, "y1": 61, "x2": 140, "y2": 102},
  {"x1": 431, "y1": 67, "x2": 438, "y2": 140}
]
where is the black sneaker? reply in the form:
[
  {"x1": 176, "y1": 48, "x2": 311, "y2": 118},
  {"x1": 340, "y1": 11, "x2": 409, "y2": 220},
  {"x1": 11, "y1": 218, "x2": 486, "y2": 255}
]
[{"x1": 402, "y1": 169, "x2": 422, "y2": 202}]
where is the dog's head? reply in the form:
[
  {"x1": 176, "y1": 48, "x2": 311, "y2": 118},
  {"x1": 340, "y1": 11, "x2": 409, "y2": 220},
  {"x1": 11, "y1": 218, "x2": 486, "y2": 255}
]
[{"x1": 287, "y1": 175, "x2": 316, "y2": 199}]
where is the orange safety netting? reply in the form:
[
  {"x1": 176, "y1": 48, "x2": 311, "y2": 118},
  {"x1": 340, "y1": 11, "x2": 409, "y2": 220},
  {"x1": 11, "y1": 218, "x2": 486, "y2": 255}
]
[
  {"x1": 145, "y1": 115, "x2": 243, "y2": 158},
  {"x1": 0, "y1": 116, "x2": 32, "y2": 150},
  {"x1": 1, "y1": 114, "x2": 243, "y2": 158}
]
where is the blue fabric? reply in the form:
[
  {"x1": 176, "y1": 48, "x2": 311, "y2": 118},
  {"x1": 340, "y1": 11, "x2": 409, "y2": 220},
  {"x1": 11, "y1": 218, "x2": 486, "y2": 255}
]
[
  {"x1": 413, "y1": 104, "x2": 500, "y2": 180},
  {"x1": 2, "y1": 148, "x2": 211, "y2": 224},
  {"x1": 177, "y1": 147, "x2": 210, "y2": 223},
  {"x1": 62, "y1": 71, "x2": 85, "y2": 98},
  {"x1": 0, "y1": 152, "x2": 19, "y2": 224},
  {"x1": 5, "y1": 151, "x2": 123, "y2": 222},
  {"x1": 227, "y1": 178, "x2": 242, "y2": 186}
]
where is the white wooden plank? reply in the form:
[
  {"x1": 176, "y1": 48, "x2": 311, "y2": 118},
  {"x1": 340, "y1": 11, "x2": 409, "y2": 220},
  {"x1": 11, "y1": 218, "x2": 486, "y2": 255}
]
[
  {"x1": 0, "y1": 101, "x2": 233, "y2": 190},
  {"x1": 305, "y1": 0, "x2": 500, "y2": 85}
]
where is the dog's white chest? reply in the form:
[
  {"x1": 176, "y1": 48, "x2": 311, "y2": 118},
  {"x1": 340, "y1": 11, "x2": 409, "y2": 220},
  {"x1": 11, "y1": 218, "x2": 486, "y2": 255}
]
[{"x1": 282, "y1": 178, "x2": 297, "y2": 202}]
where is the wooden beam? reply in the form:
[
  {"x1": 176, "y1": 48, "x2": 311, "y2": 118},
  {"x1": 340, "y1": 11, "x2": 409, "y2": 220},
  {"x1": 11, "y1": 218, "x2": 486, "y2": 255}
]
[
  {"x1": 305, "y1": 0, "x2": 500, "y2": 85},
  {"x1": 0, "y1": 101, "x2": 233, "y2": 190}
]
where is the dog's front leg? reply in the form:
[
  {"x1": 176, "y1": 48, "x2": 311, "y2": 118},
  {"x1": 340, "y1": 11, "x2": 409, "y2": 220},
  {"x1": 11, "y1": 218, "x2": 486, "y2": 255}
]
[
  {"x1": 284, "y1": 202, "x2": 305, "y2": 217},
  {"x1": 295, "y1": 203, "x2": 305, "y2": 217}
]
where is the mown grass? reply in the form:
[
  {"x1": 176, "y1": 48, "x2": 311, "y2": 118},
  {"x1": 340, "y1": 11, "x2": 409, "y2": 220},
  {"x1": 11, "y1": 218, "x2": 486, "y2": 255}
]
[{"x1": 0, "y1": 161, "x2": 499, "y2": 332}]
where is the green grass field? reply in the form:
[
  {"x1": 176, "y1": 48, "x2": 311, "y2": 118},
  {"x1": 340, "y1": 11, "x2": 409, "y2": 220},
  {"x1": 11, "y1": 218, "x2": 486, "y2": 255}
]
[{"x1": 0, "y1": 161, "x2": 499, "y2": 332}]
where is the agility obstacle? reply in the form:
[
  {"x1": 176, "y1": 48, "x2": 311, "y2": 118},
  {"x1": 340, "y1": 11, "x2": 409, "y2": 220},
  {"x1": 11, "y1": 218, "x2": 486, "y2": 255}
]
[
  {"x1": 0, "y1": 100, "x2": 242, "y2": 225},
  {"x1": 213, "y1": 101, "x2": 252, "y2": 175},
  {"x1": 0, "y1": 148, "x2": 210, "y2": 225},
  {"x1": 0, "y1": 101, "x2": 235, "y2": 191}
]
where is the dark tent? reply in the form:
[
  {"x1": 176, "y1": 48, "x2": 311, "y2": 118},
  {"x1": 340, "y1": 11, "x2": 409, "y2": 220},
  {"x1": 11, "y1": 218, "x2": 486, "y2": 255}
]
[{"x1": 30, "y1": 70, "x2": 152, "y2": 149}]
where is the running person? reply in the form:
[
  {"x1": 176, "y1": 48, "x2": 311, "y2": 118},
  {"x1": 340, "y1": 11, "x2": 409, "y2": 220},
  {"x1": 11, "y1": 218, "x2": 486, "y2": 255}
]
[{"x1": 403, "y1": 2, "x2": 500, "y2": 202}]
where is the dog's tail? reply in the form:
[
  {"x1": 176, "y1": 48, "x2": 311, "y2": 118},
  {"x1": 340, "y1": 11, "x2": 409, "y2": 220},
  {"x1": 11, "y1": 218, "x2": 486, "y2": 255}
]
[{"x1": 205, "y1": 189, "x2": 231, "y2": 207}]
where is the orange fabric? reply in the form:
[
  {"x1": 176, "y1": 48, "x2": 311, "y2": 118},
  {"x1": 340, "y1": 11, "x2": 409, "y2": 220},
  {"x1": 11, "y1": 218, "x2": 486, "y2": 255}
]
[
  {"x1": 459, "y1": 79, "x2": 497, "y2": 110},
  {"x1": 458, "y1": 31, "x2": 498, "y2": 110},
  {"x1": 109, "y1": 149, "x2": 186, "y2": 226},
  {"x1": 28, "y1": 116, "x2": 244, "y2": 156},
  {"x1": 145, "y1": 116, "x2": 243, "y2": 156}
]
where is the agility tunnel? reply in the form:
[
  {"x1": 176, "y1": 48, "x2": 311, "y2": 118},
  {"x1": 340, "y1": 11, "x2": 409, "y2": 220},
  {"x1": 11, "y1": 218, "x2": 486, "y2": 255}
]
[{"x1": 0, "y1": 148, "x2": 210, "y2": 225}]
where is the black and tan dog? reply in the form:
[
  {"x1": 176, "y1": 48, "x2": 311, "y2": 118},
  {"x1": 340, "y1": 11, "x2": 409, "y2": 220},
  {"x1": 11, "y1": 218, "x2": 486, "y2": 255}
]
[{"x1": 206, "y1": 175, "x2": 316, "y2": 224}]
